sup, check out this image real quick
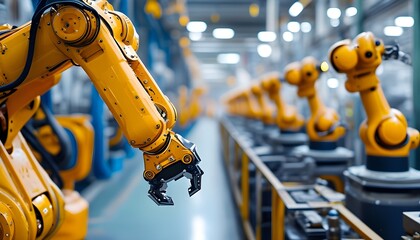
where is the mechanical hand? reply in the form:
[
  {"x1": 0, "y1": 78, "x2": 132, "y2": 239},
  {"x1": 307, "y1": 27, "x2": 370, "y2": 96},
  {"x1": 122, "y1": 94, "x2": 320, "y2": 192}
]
[
  {"x1": 284, "y1": 57, "x2": 346, "y2": 142},
  {"x1": 329, "y1": 32, "x2": 419, "y2": 162},
  {"x1": 260, "y1": 72, "x2": 304, "y2": 132}
]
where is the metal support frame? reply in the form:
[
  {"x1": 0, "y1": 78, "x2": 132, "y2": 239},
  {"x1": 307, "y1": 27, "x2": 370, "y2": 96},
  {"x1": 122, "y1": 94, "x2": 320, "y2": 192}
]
[{"x1": 219, "y1": 117, "x2": 382, "y2": 240}]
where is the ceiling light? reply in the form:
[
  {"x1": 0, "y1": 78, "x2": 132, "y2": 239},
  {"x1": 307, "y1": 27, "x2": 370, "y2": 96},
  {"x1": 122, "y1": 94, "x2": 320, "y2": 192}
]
[
  {"x1": 213, "y1": 28, "x2": 235, "y2": 39},
  {"x1": 258, "y1": 31, "x2": 277, "y2": 42},
  {"x1": 330, "y1": 18, "x2": 340, "y2": 27},
  {"x1": 289, "y1": 2, "x2": 303, "y2": 17},
  {"x1": 217, "y1": 53, "x2": 240, "y2": 64},
  {"x1": 327, "y1": 8, "x2": 341, "y2": 19},
  {"x1": 384, "y1": 26, "x2": 403, "y2": 36},
  {"x1": 327, "y1": 78, "x2": 339, "y2": 89},
  {"x1": 301, "y1": 22, "x2": 311, "y2": 33},
  {"x1": 187, "y1": 21, "x2": 207, "y2": 33},
  {"x1": 189, "y1": 32, "x2": 202, "y2": 41},
  {"x1": 257, "y1": 44, "x2": 272, "y2": 58},
  {"x1": 395, "y1": 16, "x2": 414, "y2": 28},
  {"x1": 320, "y1": 61, "x2": 329, "y2": 72},
  {"x1": 283, "y1": 31, "x2": 293, "y2": 42},
  {"x1": 287, "y1": 21, "x2": 300, "y2": 33},
  {"x1": 345, "y1": 7, "x2": 357, "y2": 17}
]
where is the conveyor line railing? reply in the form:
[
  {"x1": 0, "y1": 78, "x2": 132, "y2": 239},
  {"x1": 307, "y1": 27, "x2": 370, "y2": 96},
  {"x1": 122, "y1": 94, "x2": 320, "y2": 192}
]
[{"x1": 219, "y1": 116, "x2": 382, "y2": 240}]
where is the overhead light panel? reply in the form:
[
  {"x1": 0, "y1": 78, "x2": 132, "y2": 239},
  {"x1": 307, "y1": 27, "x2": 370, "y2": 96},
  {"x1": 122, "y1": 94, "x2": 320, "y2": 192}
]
[
  {"x1": 289, "y1": 2, "x2": 303, "y2": 17},
  {"x1": 283, "y1": 32, "x2": 293, "y2": 42},
  {"x1": 301, "y1": 22, "x2": 311, "y2": 33},
  {"x1": 213, "y1": 28, "x2": 235, "y2": 39},
  {"x1": 257, "y1": 44, "x2": 272, "y2": 58},
  {"x1": 217, "y1": 53, "x2": 240, "y2": 64},
  {"x1": 395, "y1": 16, "x2": 414, "y2": 27},
  {"x1": 287, "y1": 21, "x2": 300, "y2": 33},
  {"x1": 327, "y1": 8, "x2": 341, "y2": 19},
  {"x1": 345, "y1": 7, "x2": 357, "y2": 17},
  {"x1": 384, "y1": 26, "x2": 403, "y2": 36},
  {"x1": 187, "y1": 21, "x2": 207, "y2": 33},
  {"x1": 327, "y1": 78, "x2": 339, "y2": 89},
  {"x1": 189, "y1": 32, "x2": 202, "y2": 41},
  {"x1": 258, "y1": 31, "x2": 277, "y2": 42}
]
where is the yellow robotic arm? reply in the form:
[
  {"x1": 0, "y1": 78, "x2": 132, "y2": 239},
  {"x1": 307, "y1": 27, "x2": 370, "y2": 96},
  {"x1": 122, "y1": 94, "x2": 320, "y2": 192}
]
[
  {"x1": 260, "y1": 72, "x2": 304, "y2": 132},
  {"x1": 189, "y1": 86, "x2": 207, "y2": 120},
  {"x1": 223, "y1": 88, "x2": 262, "y2": 119},
  {"x1": 284, "y1": 57, "x2": 346, "y2": 143},
  {"x1": 250, "y1": 82, "x2": 274, "y2": 124},
  {"x1": 177, "y1": 85, "x2": 190, "y2": 127},
  {"x1": 1, "y1": 0, "x2": 202, "y2": 209},
  {"x1": 329, "y1": 32, "x2": 419, "y2": 171}
]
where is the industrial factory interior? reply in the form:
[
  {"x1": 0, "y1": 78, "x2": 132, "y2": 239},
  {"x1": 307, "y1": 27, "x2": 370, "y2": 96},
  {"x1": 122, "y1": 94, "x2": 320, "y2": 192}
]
[{"x1": 0, "y1": 0, "x2": 419, "y2": 239}]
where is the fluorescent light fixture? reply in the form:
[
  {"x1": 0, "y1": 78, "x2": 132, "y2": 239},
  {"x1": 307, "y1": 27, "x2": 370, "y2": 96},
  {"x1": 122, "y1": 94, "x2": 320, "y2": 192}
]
[
  {"x1": 395, "y1": 16, "x2": 414, "y2": 28},
  {"x1": 257, "y1": 44, "x2": 272, "y2": 58},
  {"x1": 384, "y1": 26, "x2": 403, "y2": 36},
  {"x1": 283, "y1": 31, "x2": 293, "y2": 42},
  {"x1": 213, "y1": 28, "x2": 235, "y2": 39},
  {"x1": 330, "y1": 18, "x2": 340, "y2": 27},
  {"x1": 189, "y1": 32, "x2": 202, "y2": 41},
  {"x1": 345, "y1": 7, "x2": 357, "y2": 17},
  {"x1": 289, "y1": 2, "x2": 303, "y2": 17},
  {"x1": 327, "y1": 8, "x2": 341, "y2": 19},
  {"x1": 258, "y1": 31, "x2": 277, "y2": 42},
  {"x1": 301, "y1": 22, "x2": 311, "y2": 33},
  {"x1": 287, "y1": 21, "x2": 300, "y2": 33},
  {"x1": 187, "y1": 21, "x2": 207, "y2": 33},
  {"x1": 217, "y1": 53, "x2": 240, "y2": 64},
  {"x1": 327, "y1": 78, "x2": 339, "y2": 89}
]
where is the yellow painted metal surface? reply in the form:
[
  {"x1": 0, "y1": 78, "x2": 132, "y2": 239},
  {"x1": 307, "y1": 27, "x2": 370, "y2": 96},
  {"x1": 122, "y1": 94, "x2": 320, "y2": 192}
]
[
  {"x1": 329, "y1": 32, "x2": 420, "y2": 157},
  {"x1": 284, "y1": 57, "x2": 346, "y2": 142}
]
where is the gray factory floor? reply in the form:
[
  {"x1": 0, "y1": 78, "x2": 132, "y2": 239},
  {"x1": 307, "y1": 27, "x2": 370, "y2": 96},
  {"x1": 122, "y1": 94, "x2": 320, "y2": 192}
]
[{"x1": 84, "y1": 118, "x2": 243, "y2": 240}]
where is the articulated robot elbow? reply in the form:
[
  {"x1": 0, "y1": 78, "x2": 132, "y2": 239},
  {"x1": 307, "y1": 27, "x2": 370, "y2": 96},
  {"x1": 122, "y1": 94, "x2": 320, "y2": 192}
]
[{"x1": 43, "y1": 0, "x2": 203, "y2": 205}]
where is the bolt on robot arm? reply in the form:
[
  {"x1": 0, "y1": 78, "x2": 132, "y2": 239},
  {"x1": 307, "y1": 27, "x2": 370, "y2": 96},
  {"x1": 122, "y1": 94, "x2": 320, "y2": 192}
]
[
  {"x1": 1, "y1": 0, "x2": 202, "y2": 206},
  {"x1": 284, "y1": 57, "x2": 346, "y2": 142},
  {"x1": 329, "y1": 32, "x2": 419, "y2": 169},
  {"x1": 260, "y1": 72, "x2": 304, "y2": 132}
]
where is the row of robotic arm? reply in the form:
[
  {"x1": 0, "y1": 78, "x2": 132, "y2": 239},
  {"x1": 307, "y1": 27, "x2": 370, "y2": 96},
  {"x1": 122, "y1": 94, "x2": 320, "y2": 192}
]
[
  {"x1": 225, "y1": 32, "x2": 419, "y2": 160},
  {"x1": 224, "y1": 31, "x2": 420, "y2": 239}
]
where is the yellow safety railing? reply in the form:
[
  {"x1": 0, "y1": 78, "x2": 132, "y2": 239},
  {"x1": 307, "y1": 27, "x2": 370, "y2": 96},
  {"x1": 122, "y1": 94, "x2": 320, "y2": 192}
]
[{"x1": 219, "y1": 117, "x2": 382, "y2": 240}]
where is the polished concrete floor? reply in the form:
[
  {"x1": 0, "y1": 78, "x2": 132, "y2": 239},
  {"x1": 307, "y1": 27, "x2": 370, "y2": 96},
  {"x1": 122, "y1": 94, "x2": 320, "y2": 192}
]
[{"x1": 84, "y1": 118, "x2": 243, "y2": 240}]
